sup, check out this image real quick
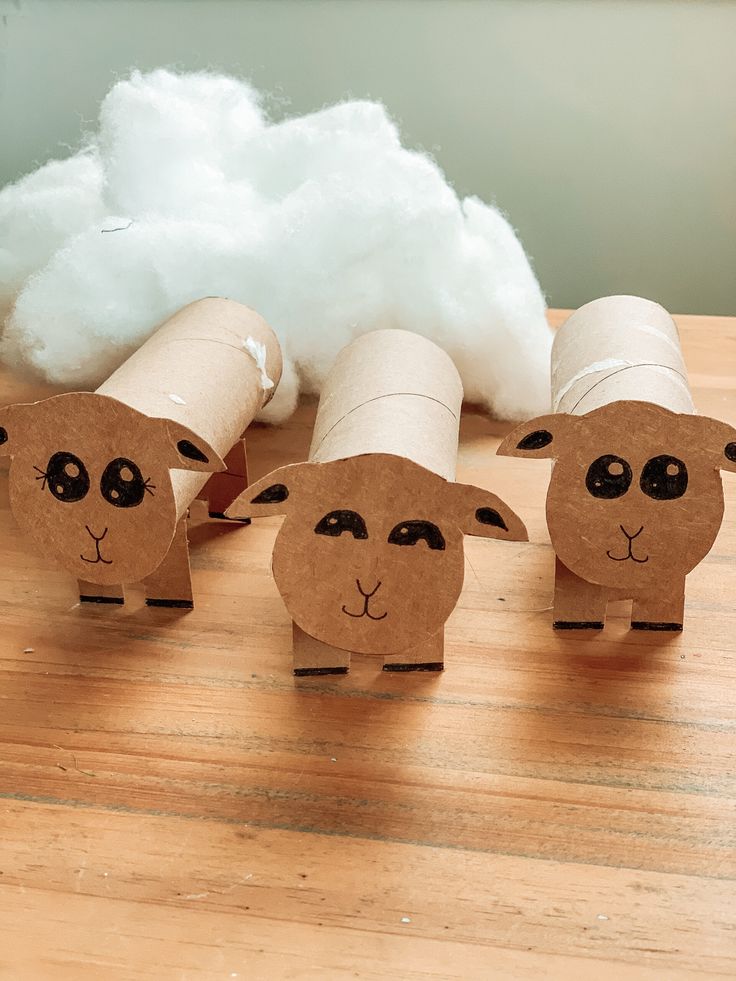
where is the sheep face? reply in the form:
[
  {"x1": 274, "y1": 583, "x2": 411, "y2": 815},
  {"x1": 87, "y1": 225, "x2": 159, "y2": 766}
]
[
  {"x1": 499, "y1": 401, "x2": 736, "y2": 590},
  {"x1": 227, "y1": 453, "x2": 527, "y2": 655},
  {"x1": 0, "y1": 393, "x2": 223, "y2": 585}
]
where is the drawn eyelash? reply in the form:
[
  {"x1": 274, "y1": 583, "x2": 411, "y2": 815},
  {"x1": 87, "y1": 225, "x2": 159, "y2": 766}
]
[
  {"x1": 143, "y1": 478, "x2": 156, "y2": 497},
  {"x1": 33, "y1": 465, "x2": 49, "y2": 490}
]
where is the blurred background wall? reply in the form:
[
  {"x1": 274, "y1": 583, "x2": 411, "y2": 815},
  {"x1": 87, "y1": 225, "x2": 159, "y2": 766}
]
[{"x1": 1, "y1": 0, "x2": 734, "y2": 314}]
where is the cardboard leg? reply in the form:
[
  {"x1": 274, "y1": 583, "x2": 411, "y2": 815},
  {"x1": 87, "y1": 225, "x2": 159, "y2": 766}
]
[
  {"x1": 631, "y1": 583, "x2": 685, "y2": 632},
  {"x1": 382, "y1": 629, "x2": 444, "y2": 672},
  {"x1": 201, "y1": 438, "x2": 251, "y2": 522},
  {"x1": 78, "y1": 580, "x2": 124, "y2": 605},
  {"x1": 292, "y1": 622, "x2": 350, "y2": 676},
  {"x1": 142, "y1": 517, "x2": 194, "y2": 609},
  {"x1": 553, "y1": 557, "x2": 607, "y2": 630}
]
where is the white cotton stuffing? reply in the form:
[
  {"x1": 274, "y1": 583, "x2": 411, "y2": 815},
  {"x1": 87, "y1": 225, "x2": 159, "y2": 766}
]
[
  {"x1": 0, "y1": 68, "x2": 552, "y2": 421},
  {"x1": 0, "y1": 151, "x2": 105, "y2": 320}
]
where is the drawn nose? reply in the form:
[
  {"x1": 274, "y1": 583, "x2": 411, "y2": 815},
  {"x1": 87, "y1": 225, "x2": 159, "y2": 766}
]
[
  {"x1": 620, "y1": 524, "x2": 643, "y2": 541},
  {"x1": 356, "y1": 579, "x2": 381, "y2": 598},
  {"x1": 85, "y1": 525, "x2": 108, "y2": 542}
]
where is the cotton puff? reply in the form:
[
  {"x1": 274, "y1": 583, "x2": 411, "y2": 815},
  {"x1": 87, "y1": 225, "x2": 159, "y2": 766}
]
[
  {"x1": 0, "y1": 69, "x2": 551, "y2": 422},
  {"x1": 0, "y1": 150, "x2": 105, "y2": 319}
]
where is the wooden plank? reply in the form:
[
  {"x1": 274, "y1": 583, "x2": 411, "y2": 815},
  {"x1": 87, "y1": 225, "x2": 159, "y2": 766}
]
[{"x1": 0, "y1": 801, "x2": 731, "y2": 980}]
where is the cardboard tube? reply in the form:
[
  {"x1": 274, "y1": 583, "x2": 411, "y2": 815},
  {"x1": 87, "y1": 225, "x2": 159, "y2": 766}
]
[
  {"x1": 309, "y1": 329, "x2": 463, "y2": 481},
  {"x1": 552, "y1": 295, "x2": 693, "y2": 416},
  {"x1": 97, "y1": 297, "x2": 283, "y2": 517}
]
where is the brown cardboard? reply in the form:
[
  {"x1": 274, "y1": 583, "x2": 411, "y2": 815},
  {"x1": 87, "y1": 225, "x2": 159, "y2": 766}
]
[
  {"x1": 498, "y1": 295, "x2": 736, "y2": 631},
  {"x1": 0, "y1": 297, "x2": 283, "y2": 608},
  {"x1": 309, "y1": 329, "x2": 464, "y2": 480},
  {"x1": 551, "y1": 294, "x2": 693, "y2": 415},
  {"x1": 227, "y1": 329, "x2": 527, "y2": 674}
]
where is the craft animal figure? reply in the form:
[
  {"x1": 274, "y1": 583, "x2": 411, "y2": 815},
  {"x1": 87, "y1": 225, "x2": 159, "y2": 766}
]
[
  {"x1": 227, "y1": 329, "x2": 527, "y2": 674},
  {"x1": 0, "y1": 298, "x2": 282, "y2": 607},
  {"x1": 499, "y1": 295, "x2": 736, "y2": 631}
]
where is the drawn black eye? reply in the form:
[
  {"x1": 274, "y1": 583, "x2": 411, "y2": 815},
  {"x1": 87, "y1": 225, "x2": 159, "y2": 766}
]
[
  {"x1": 314, "y1": 509, "x2": 368, "y2": 539},
  {"x1": 387, "y1": 520, "x2": 446, "y2": 550},
  {"x1": 585, "y1": 455, "x2": 632, "y2": 499},
  {"x1": 100, "y1": 457, "x2": 154, "y2": 508},
  {"x1": 640, "y1": 455, "x2": 688, "y2": 500},
  {"x1": 36, "y1": 451, "x2": 90, "y2": 503}
]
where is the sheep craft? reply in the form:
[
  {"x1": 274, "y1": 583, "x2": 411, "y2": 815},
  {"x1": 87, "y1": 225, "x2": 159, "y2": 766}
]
[
  {"x1": 0, "y1": 297, "x2": 282, "y2": 607},
  {"x1": 498, "y1": 295, "x2": 736, "y2": 632},
  {"x1": 226, "y1": 329, "x2": 527, "y2": 675}
]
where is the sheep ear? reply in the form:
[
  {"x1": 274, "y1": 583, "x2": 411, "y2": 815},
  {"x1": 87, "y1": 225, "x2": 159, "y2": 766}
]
[
  {"x1": 448, "y1": 482, "x2": 528, "y2": 542},
  {"x1": 692, "y1": 416, "x2": 736, "y2": 474},
  {"x1": 226, "y1": 463, "x2": 310, "y2": 519},
  {"x1": 497, "y1": 413, "x2": 579, "y2": 460},
  {"x1": 161, "y1": 419, "x2": 225, "y2": 474},
  {"x1": 0, "y1": 402, "x2": 35, "y2": 457}
]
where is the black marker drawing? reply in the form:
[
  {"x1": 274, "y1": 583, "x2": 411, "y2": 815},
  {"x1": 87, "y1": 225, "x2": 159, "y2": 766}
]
[
  {"x1": 315, "y1": 509, "x2": 369, "y2": 539},
  {"x1": 80, "y1": 525, "x2": 113, "y2": 565},
  {"x1": 341, "y1": 579, "x2": 388, "y2": 620},
  {"x1": 606, "y1": 524, "x2": 649, "y2": 563},
  {"x1": 387, "y1": 519, "x2": 445, "y2": 550}
]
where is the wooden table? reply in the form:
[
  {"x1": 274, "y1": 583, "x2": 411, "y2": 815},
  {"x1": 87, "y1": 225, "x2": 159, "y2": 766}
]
[{"x1": 0, "y1": 312, "x2": 734, "y2": 979}]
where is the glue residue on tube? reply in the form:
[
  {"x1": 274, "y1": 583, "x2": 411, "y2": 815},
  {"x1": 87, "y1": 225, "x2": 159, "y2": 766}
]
[
  {"x1": 168, "y1": 392, "x2": 186, "y2": 405},
  {"x1": 244, "y1": 336, "x2": 274, "y2": 393},
  {"x1": 633, "y1": 322, "x2": 683, "y2": 354}
]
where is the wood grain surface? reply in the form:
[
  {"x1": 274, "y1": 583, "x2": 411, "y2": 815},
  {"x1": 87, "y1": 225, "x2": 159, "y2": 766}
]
[{"x1": 0, "y1": 312, "x2": 734, "y2": 979}]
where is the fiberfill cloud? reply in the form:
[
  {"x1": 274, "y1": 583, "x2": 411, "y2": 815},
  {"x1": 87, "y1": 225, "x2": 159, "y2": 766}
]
[{"x1": 0, "y1": 69, "x2": 551, "y2": 422}]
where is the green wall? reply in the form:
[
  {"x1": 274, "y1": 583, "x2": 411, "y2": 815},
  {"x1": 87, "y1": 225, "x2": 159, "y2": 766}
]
[{"x1": 1, "y1": 0, "x2": 734, "y2": 314}]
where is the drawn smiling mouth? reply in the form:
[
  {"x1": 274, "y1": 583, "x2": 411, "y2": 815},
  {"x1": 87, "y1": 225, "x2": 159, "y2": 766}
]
[
  {"x1": 341, "y1": 579, "x2": 388, "y2": 620},
  {"x1": 606, "y1": 524, "x2": 649, "y2": 564},
  {"x1": 80, "y1": 525, "x2": 113, "y2": 565}
]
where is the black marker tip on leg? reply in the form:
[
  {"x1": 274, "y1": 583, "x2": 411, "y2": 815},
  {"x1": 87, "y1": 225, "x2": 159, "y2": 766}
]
[
  {"x1": 631, "y1": 621, "x2": 682, "y2": 632},
  {"x1": 146, "y1": 597, "x2": 194, "y2": 609},
  {"x1": 79, "y1": 594, "x2": 124, "y2": 605},
  {"x1": 553, "y1": 620, "x2": 605, "y2": 630}
]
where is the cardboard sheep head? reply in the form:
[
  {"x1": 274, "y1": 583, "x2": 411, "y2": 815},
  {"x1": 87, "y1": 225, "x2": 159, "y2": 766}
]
[
  {"x1": 0, "y1": 392, "x2": 223, "y2": 586},
  {"x1": 227, "y1": 452, "x2": 527, "y2": 660},
  {"x1": 500, "y1": 403, "x2": 736, "y2": 595}
]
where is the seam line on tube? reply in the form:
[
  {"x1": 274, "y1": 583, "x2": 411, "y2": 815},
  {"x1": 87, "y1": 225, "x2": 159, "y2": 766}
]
[
  {"x1": 159, "y1": 336, "x2": 265, "y2": 361},
  {"x1": 311, "y1": 392, "x2": 459, "y2": 458},
  {"x1": 552, "y1": 358, "x2": 633, "y2": 410},
  {"x1": 564, "y1": 363, "x2": 691, "y2": 414}
]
